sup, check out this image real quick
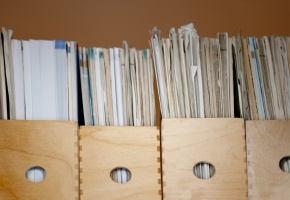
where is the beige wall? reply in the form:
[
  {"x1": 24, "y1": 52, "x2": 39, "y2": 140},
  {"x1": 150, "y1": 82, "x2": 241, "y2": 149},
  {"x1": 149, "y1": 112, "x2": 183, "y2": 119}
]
[{"x1": 0, "y1": 0, "x2": 289, "y2": 49}]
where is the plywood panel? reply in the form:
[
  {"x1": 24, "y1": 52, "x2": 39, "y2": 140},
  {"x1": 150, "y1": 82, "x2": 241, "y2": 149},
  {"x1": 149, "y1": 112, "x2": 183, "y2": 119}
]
[
  {"x1": 162, "y1": 118, "x2": 247, "y2": 199},
  {"x1": 80, "y1": 126, "x2": 161, "y2": 200},
  {"x1": 0, "y1": 120, "x2": 79, "y2": 200},
  {"x1": 246, "y1": 120, "x2": 290, "y2": 199}
]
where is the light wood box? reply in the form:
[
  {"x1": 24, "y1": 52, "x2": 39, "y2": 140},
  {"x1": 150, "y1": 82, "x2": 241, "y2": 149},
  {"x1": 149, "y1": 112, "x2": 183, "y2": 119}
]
[
  {"x1": 161, "y1": 118, "x2": 247, "y2": 200},
  {"x1": 0, "y1": 120, "x2": 79, "y2": 200},
  {"x1": 246, "y1": 120, "x2": 290, "y2": 199},
  {"x1": 79, "y1": 126, "x2": 161, "y2": 200}
]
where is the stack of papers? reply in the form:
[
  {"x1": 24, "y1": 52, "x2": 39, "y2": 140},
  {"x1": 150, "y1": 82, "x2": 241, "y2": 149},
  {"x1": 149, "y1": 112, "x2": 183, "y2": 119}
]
[
  {"x1": 79, "y1": 42, "x2": 156, "y2": 127},
  {"x1": 0, "y1": 27, "x2": 79, "y2": 121},
  {"x1": 151, "y1": 23, "x2": 205, "y2": 119}
]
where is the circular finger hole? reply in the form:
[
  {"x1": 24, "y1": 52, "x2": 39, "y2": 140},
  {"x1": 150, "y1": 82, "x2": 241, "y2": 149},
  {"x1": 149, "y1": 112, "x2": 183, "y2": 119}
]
[
  {"x1": 193, "y1": 162, "x2": 215, "y2": 179},
  {"x1": 26, "y1": 166, "x2": 46, "y2": 183},
  {"x1": 110, "y1": 167, "x2": 131, "y2": 184},
  {"x1": 279, "y1": 156, "x2": 290, "y2": 173}
]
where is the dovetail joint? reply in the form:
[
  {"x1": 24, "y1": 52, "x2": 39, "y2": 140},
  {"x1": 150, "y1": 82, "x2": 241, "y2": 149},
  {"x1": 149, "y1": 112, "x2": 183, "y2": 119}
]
[
  {"x1": 248, "y1": 171, "x2": 252, "y2": 178},
  {"x1": 75, "y1": 152, "x2": 79, "y2": 158},
  {"x1": 249, "y1": 183, "x2": 252, "y2": 189},
  {"x1": 156, "y1": 135, "x2": 160, "y2": 141},
  {"x1": 157, "y1": 146, "x2": 160, "y2": 152}
]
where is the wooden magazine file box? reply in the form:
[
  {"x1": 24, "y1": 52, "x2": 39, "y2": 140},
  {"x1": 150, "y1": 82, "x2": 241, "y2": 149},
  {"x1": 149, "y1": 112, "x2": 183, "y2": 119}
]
[
  {"x1": 246, "y1": 120, "x2": 290, "y2": 199},
  {"x1": 79, "y1": 126, "x2": 162, "y2": 200},
  {"x1": 0, "y1": 120, "x2": 79, "y2": 200},
  {"x1": 161, "y1": 118, "x2": 247, "y2": 200}
]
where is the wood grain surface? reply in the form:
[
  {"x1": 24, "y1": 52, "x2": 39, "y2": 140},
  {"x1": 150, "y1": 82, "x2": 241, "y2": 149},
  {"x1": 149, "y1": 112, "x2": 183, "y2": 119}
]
[
  {"x1": 247, "y1": 120, "x2": 290, "y2": 200},
  {"x1": 162, "y1": 118, "x2": 247, "y2": 199},
  {"x1": 80, "y1": 126, "x2": 161, "y2": 200},
  {"x1": 0, "y1": 120, "x2": 79, "y2": 200}
]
